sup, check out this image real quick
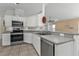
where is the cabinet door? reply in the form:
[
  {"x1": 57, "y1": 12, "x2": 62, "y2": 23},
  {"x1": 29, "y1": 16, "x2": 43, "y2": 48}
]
[
  {"x1": 32, "y1": 34, "x2": 41, "y2": 55},
  {"x1": 23, "y1": 17, "x2": 27, "y2": 27},
  {"x1": 26, "y1": 15, "x2": 38, "y2": 27},
  {"x1": 2, "y1": 33, "x2": 10, "y2": 46},
  {"x1": 4, "y1": 15, "x2": 12, "y2": 27},
  {"x1": 24, "y1": 33, "x2": 32, "y2": 44},
  {"x1": 55, "y1": 41, "x2": 74, "y2": 56}
]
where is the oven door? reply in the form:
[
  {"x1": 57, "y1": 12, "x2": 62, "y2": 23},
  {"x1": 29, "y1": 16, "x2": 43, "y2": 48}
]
[{"x1": 11, "y1": 33, "x2": 23, "y2": 42}]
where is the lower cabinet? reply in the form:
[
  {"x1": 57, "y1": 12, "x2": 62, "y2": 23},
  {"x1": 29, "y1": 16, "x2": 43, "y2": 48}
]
[
  {"x1": 24, "y1": 32, "x2": 33, "y2": 44},
  {"x1": 2, "y1": 33, "x2": 10, "y2": 46},
  {"x1": 24, "y1": 33, "x2": 41, "y2": 55},
  {"x1": 32, "y1": 34, "x2": 41, "y2": 55},
  {"x1": 55, "y1": 41, "x2": 74, "y2": 56}
]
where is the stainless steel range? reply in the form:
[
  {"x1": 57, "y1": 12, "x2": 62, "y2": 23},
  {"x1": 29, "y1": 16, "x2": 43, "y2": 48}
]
[{"x1": 11, "y1": 21, "x2": 23, "y2": 42}]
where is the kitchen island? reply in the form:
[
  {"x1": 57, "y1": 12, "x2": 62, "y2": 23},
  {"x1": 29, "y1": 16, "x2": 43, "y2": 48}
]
[{"x1": 40, "y1": 35, "x2": 74, "y2": 56}]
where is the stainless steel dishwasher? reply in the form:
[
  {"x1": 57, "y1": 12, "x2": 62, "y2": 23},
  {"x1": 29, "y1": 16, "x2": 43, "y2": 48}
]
[{"x1": 41, "y1": 38, "x2": 55, "y2": 56}]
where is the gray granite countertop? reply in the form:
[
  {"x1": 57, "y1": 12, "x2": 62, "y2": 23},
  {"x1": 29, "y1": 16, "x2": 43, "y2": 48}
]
[
  {"x1": 40, "y1": 35, "x2": 74, "y2": 45},
  {"x1": 2, "y1": 30, "x2": 74, "y2": 44},
  {"x1": 23, "y1": 30, "x2": 79, "y2": 35},
  {"x1": 3, "y1": 30, "x2": 51, "y2": 33},
  {"x1": 2, "y1": 30, "x2": 79, "y2": 35}
]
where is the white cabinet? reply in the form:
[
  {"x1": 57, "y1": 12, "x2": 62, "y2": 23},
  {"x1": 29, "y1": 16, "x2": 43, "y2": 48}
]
[
  {"x1": 5, "y1": 10, "x2": 14, "y2": 15},
  {"x1": 73, "y1": 35, "x2": 79, "y2": 56},
  {"x1": 4, "y1": 15, "x2": 12, "y2": 27},
  {"x1": 24, "y1": 13, "x2": 44, "y2": 28},
  {"x1": 24, "y1": 32, "x2": 32, "y2": 44},
  {"x1": 2, "y1": 33, "x2": 10, "y2": 46},
  {"x1": 24, "y1": 33, "x2": 41, "y2": 55},
  {"x1": 26, "y1": 15, "x2": 38, "y2": 27},
  {"x1": 4, "y1": 15, "x2": 25, "y2": 28},
  {"x1": 55, "y1": 41, "x2": 74, "y2": 56},
  {"x1": 32, "y1": 34, "x2": 41, "y2": 55},
  {"x1": 23, "y1": 17, "x2": 28, "y2": 27}
]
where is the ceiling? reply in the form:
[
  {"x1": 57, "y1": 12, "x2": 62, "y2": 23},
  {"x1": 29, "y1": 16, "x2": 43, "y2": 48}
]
[
  {"x1": 1, "y1": 3, "x2": 79, "y2": 20},
  {"x1": 46, "y1": 3, "x2": 79, "y2": 20},
  {"x1": 0, "y1": 3, "x2": 42, "y2": 17}
]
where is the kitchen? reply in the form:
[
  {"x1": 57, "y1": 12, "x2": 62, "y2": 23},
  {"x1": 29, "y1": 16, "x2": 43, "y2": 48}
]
[{"x1": 0, "y1": 3, "x2": 79, "y2": 56}]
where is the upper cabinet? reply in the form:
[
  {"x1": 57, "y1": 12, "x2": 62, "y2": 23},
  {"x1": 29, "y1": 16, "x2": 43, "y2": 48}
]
[
  {"x1": 26, "y1": 15, "x2": 38, "y2": 27},
  {"x1": 4, "y1": 15, "x2": 12, "y2": 27},
  {"x1": 4, "y1": 13, "x2": 44, "y2": 30},
  {"x1": 4, "y1": 15, "x2": 25, "y2": 27},
  {"x1": 24, "y1": 13, "x2": 44, "y2": 27}
]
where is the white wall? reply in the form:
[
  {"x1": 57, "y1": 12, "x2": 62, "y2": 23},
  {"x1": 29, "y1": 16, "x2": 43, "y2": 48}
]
[{"x1": 46, "y1": 3, "x2": 79, "y2": 20}]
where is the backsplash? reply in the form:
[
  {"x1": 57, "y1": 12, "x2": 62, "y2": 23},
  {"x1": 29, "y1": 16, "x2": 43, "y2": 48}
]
[{"x1": 24, "y1": 26, "x2": 46, "y2": 31}]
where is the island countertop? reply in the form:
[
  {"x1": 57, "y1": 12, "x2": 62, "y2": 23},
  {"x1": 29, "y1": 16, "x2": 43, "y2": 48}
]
[{"x1": 40, "y1": 35, "x2": 74, "y2": 45}]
